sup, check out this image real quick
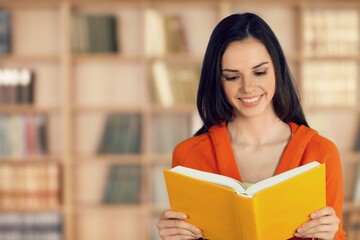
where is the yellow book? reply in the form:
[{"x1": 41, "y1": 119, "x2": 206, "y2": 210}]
[{"x1": 163, "y1": 161, "x2": 326, "y2": 240}]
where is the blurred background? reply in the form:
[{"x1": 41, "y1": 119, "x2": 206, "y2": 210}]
[{"x1": 0, "y1": 0, "x2": 359, "y2": 239}]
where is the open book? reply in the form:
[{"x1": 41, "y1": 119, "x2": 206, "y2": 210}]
[{"x1": 164, "y1": 161, "x2": 326, "y2": 240}]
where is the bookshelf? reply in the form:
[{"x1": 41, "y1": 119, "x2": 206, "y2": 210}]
[{"x1": 0, "y1": 0, "x2": 359, "y2": 239}]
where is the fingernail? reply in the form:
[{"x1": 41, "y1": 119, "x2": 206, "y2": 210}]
[
  {"x1": 295, "y1": 233, "x2": 300, "y2": 237},
  {"x1": 297, "y1": 227, "x2": 302, "y2": 233},
  {"x1": 181, "y1": 213, "x2": 187, "y2": 219},
  {"x1": 194, "y1": 228, "x2": 201, "y2": 234},
  {"x1": 311, "y1": 213, "x2": 317, "y2": 218}
]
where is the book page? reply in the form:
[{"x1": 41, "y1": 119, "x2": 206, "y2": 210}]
[
  {"x1": 170, "y1": 166, "x2": 247, "y2": 194},
  {"x1": 246, "y1": 161, "x2": 320, "y2": 196}
]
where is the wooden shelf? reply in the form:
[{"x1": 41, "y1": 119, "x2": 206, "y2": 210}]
[
  {"x1": 0, "y1": 0, "x2": 61, "y2": 9},
  {"x1": 344, "y1": 201, "x2": 360, "y2": 213},
  {"x1": 73, "y1": 155, "x2": 143, "y2": 165},
  {"x1": 72, "y1": 53, "x2": 145, "y2": 63},
  {"x1": 0, "y1": 155, "x2": 62, "y2": 163},
  {"x1": 0, "y1": 55, "x2": 59, "y2": 62},
  {"x1": 2, "y1": 1, "x2": 359, "y2": 240},
  {"x1": 0, "y1": 207, "x2": 62, "y2": 213},
  {"x1": 74, "y1": 204, "x2": 151, "y2": 215},
  {"x1": 0, "y1": 105, "x2": 60, "y2": 113}
]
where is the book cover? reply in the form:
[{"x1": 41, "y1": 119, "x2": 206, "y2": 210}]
[
  {"x1": 163, "y1": 14, "x2": 187, "y2": 54},
  {"x1": 151, "y1": 61, "x2": 199, "y2": 107},
  {"x1": 16, "y1": 68, "x2": 35, "y2": 104},
  {"x1": 103, "y1": 164, "x2": 141, "y2": 204},
  {"x1": 144, "y1": 10, "x2": 187, "y2": 56},
  {"x1": 164, "y1": 162, "x2": 326, "y2": 240},
  {"x1": 354, "y1": 121, "x2": 360, "y2": 151},
  {"x1": 0, "y1": 10, "x2": 11, "y2": 54},
  {"x1": 97, "y1": 114, "x2": 142, "y2": 154}
]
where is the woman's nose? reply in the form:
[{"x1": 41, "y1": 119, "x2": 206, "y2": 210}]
[{"x1": 240, "y1": 76, "x2": 255, "y2": 93}]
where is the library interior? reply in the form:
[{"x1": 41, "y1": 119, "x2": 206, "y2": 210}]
[{"x1": 0, "y1": 0, "x2": 360, "y2": 239}]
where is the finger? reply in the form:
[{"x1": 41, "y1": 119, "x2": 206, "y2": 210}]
[
  {"x1": 159, "y1": 227, "x2": 202, "y2": 239},
  {"x1": 298, "y1": 215, "x2": 339, "y2": 232},
  {"x1": 310, "y1": 206, "x2": 336, "y2": 219},
  {"x1": 160, "y1": 210, "x2": 187, "y2": 220},
  {"x1": 157, "y1": 218, "x2": 202, "y2": 235},
  {"x1": 296, "y1": 223, "x2": 334, "y2": 236},
  {"x1": 296, "y1": 231, "x2": 335, "y2": 240},
  {"x1": 295, "y1": 218, "x2": 339, "y2": 239}
]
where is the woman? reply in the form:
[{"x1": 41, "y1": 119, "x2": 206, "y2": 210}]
[{"x1": 157, "y1": 13, "x2": 345, "y2": 240}]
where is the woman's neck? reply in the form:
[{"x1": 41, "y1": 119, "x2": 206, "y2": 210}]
[{"x1": 226, "y1": 115, "x2": 289, "y2": 147}]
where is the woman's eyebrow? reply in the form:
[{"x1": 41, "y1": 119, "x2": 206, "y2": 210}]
[
  {"x1": 252, "y1": 62, "x2": 269, "y2": 69},
  {"x1": 221, "y1": 69, "x2": 239, "y2": 73},
  {"x1": 221, "y1": 62, "x2": 269, "y2": 72}
]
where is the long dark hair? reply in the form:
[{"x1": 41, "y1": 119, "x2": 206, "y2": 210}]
[{"x1": 195, "y1": 12, "x2": 308, "y2": 136}]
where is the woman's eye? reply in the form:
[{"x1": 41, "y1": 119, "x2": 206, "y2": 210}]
[
  {"x1": 225, "y1": 76, "x2": 238, "y2": 81},
  {"x1": 254, "y1": 70, "x2": 267, "y2": 76}
]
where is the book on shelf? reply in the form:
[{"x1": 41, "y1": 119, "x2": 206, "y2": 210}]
[
  {"x1": 0, "y1": 114, "x2": 47, "y2": 158},
  {"x1": 0, "y1": 213, "x2": 62, "y2": 240},
  {"x1": 102, "y1": 164, "x2": 141, "y2": 204},
  {"x1": 145, "y1": 10, "x2": 187, "y2": 56},
  {"x1": 151, "y1": 60, "x2": 199, "y2": 107},
  {"x1": 0, "y1": 68, "x2": 34, "y2": 105},
  {"x1": 302, "y1": 61, "x2": 357, "y2": 107},
  {"x1": 351, "y1": 157, "x2": 360, "y2": 202},
  {"x1": 0, "y1": 9, "x2": 11, "y2": 54},
  {"x1": 354, "y1": 121, "x2": 360, "y2": 152},
  {"x1": 303, "y1": 9, "x2": 359, "y2": 56},
  {"x1": 71, "y1": 13, "x2": 118, "y2": 53},
  {"x1": 0, "y1": 163, "x2": 61, "y2": 210},
  {"x1": 97, "y1": 113, "x2": 141, "y2": 154},
  {"x1": 164, "y1": 161, "x2": 326, "y2": 240}
]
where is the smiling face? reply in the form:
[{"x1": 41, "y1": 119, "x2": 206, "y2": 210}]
[{"x1": 221, "y1": 38, "x2": 276, "y2": 120}]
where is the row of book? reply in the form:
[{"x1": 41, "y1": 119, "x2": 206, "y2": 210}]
[
  {"x1": 151, "y1": 61, "x2": 199, "y2": 107},
  {"x1": 347, "y1": 122, "x2": 360, "y2": 200},
  {"x1": 0, "y1": 164, "x2": 60, "y2": 210},
  {"x1": 71, "y1": 13, "x2": 118, "y2": 53},
  {"x1": 2, "y1": 9, "x2": 187, "y2": 56},
  {"x1": 0, "y1": 10, "x2": 10, "y2": 54},
  {"x1": 0, "y1": 213, "x2": 62, "y2": 240},
  {"x1": 96, "y1": 113, "x2": 198, "y2": 154},
  {"x1": 303, "y1": 9, "x2": 359, "y2": 56},
  {"x1": 302, "y1": 61, "x2": 357, "y2": 107},
  {"x1": 0, "y1": 115, "x2": 47, "y2": 158},
  {"x1": 102, "y1": 164, "x2": 141, "y2": 204},
  {"x1": 145, "y1": 10, "x2": 187, "y2": 56},
  {"x1": 0, "y1": 68, "x2": 34, "y2": 104},
  {"x1": 96, "y1": 114, "x2": 141, "y2": 154}
]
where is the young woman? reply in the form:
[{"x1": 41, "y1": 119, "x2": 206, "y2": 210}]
[{"x1": 157, "y1": 13, "x2": 345, "y2": 240}]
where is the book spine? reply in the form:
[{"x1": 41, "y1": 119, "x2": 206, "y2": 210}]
[
  {"x1": 354, "y1": 122, "x2": 360, "y2": 151},
  {"x1": 102, "y1": 164, "x2": 141, "y2": 204},
  {"x1": 235, "y1": 196, "x2": 258, "y2": 240},
  {"x1": 0, "y1": 10, "x2": 11, "y2": 54},
  {"x1": 0, "y1": 213, "x2": 62, "y2": 240}
]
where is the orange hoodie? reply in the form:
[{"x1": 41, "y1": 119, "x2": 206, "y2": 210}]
[{"x1": 172, "y1": 122, "x2": 346, "y2": 239}]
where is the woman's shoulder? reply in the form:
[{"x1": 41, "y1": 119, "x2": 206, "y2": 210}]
[
  {"x1": 304, "y1": 127, "x2": 339, "y2": 154},
  {"x1": 290, "y1": 122, "x2": 338, "y2": 153},
  {"x1": 173, "y1": 133, "x2": 211, "y2": 156},
  {"x1": 295, "y1": 124, "x2": 341, "y2": 165},
  {"x1": 172, "y1": 132, "x2": 213, "y2": 166}
]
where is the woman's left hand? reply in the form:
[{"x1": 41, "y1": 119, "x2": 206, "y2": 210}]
[{"x1": 294, "y1": 206, "x2": 340, "y2": 240}]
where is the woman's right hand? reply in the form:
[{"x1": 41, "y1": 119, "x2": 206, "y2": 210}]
[{"x1": 157, "y1": 210, "x2": 203, "y2": 240}]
